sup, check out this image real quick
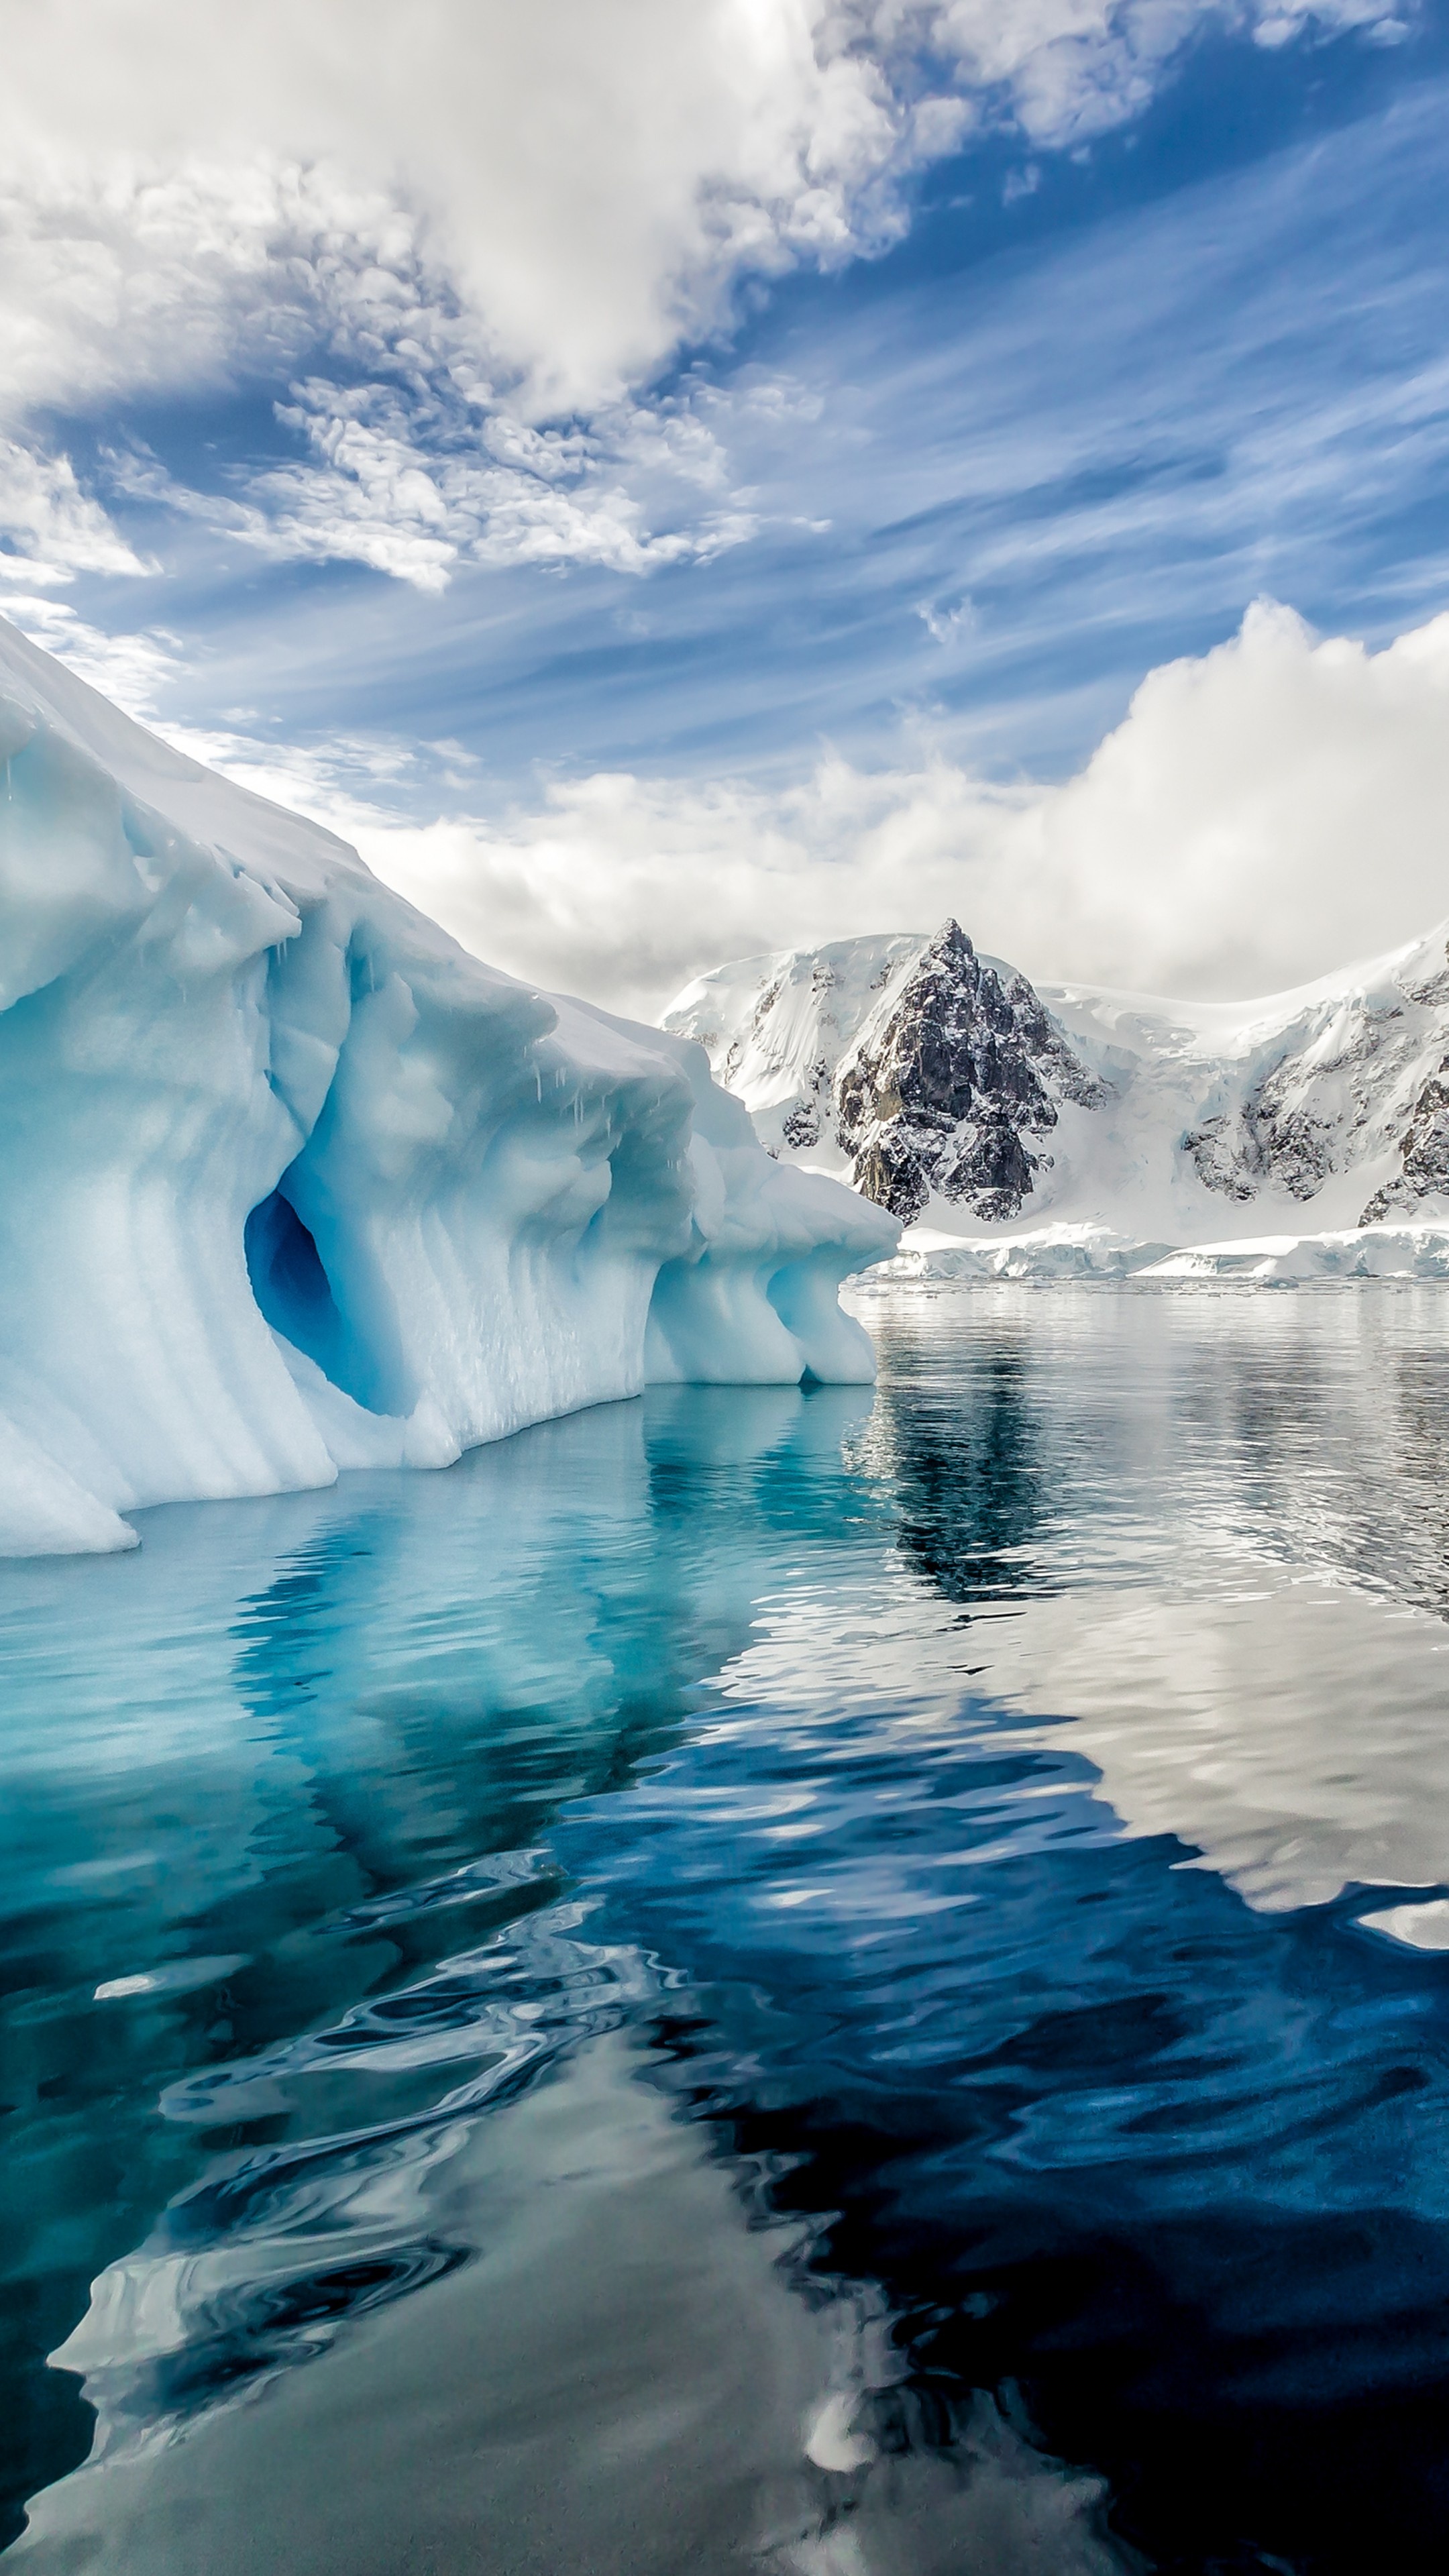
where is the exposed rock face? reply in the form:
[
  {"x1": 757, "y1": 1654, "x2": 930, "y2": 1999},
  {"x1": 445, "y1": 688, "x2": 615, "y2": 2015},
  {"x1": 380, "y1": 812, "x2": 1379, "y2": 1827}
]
[
  {"x1": 1184, "y1": 1086, "x2": 1337, "y2": 1205},
  {"x1": 1179, "y1": 959, "x2": 1449, "y2": 1223},
  {"x1": 1361, "y1": 1057, "x2": 1449, "y2": 1222},
  {"x1": 780, "y1": 1056, "x2": 830, "y2": 1150},
  {"x1": 834, "y1": 921, "x2": 1107, "y2": 1224}
]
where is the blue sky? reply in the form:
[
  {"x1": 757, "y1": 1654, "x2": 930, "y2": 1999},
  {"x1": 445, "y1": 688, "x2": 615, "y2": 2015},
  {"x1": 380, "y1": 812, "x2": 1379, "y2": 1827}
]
[{"x1": 4, "y1": 2, "x2": 1449, "y2": 1007}]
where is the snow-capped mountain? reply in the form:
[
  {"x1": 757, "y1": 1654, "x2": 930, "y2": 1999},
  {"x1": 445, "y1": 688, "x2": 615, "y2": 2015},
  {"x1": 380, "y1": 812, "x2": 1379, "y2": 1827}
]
[
  {"x1": 664, "y1": 916, "x2": 1449, "y2": 1275},
  {"x1": 834, "y1": 921, "x2": 1107, "y2": 1225},
  {"x1": 0, "y1": 620, "x2": 895, "y2": 1558}
]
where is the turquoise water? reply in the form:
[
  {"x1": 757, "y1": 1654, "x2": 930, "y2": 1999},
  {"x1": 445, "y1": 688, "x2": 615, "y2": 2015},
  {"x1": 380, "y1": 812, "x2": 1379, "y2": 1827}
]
[{"x1": 5, "y1": 1288, "x2": 1449, "y2": 2571}]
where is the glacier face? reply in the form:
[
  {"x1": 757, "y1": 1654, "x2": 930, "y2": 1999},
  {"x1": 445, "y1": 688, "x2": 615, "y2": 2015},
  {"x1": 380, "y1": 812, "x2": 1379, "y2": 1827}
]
[
  {"x1": 665, "y1": 916, "x2": 1449, "y2": 1271},
  {"x1": 0, "y1": 621, "x2": 896, "y2": 1559}
]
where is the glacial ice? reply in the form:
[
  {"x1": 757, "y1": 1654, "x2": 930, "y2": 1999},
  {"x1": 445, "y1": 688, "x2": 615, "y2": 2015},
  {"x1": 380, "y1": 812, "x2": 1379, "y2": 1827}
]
[
  {"x1": 856, "y1": 1218, "x2": 1449, "y2": 1286},
  {"x1": 0, "y1": 619, "x2": 896, "y2": 1558}
]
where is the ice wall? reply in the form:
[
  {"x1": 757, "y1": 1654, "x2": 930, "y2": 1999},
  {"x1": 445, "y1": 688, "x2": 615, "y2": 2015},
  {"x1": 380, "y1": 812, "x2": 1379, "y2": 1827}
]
[{"x1": 0, "y1": 621, "x2": 896, "y2": 1557}]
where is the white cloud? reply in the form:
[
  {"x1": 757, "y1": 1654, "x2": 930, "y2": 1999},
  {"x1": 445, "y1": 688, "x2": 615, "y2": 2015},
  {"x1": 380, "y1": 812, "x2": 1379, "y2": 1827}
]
[
  {"x1": 0, "y1": 7, "x2": 930, "y2": 428},
  {"x1": 105, "y1": 370, "x2": 761, "y2": 590},
  {"x1": 865, "y1": 2, "x2": 1409, "y2": 148},
  {"x1": 9, "y1": 582, "x2": 1436, "y2": 1010},
  {"x1": 0, "y1": 1, "x2": 1412, "y2": 585},
  {"x1": 248, "y1": 382, "x2": 759, "y2": 588},
  {"x1": 108, "y1": 595, "x2": 1447, "y2": 1017},
  {"x1": 0, "y1": 596, "x2": 179, "y2": 717},
  {"x1": 0, "y1": 153, "x2": 775, "y2": 588},
  {"x1": 916, "y1": 593, "x2": 975, "y2": 643},
  {"x1": 1018, "y1": 596, "x2": 1449, "y2": 996},
  {"x1": 0, "y1": 439, "x2": 147, "y2": 583},
  {"x1": 1, "y1": 5, "x2": 1397, "y2": 409}
]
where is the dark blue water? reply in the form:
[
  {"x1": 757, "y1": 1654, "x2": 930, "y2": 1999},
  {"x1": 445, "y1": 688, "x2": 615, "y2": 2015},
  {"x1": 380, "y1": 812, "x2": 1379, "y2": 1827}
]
[{"x1": 5, "y1": 1288, "x2": 1449, "y2": 2573}]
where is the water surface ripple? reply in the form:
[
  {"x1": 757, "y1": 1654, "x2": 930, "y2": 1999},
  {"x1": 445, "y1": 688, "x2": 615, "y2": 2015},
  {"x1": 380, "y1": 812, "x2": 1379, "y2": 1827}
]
[{"x1": 5, "y1": 1287, "x2": 1449, "y2": 2571}]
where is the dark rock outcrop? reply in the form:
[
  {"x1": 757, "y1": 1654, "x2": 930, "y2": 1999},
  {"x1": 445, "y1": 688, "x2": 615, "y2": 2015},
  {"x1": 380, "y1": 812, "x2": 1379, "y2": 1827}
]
[
  {"x1": 781, "y1": 1055, "x2": 830, "y2": 1151},
  {"x1": 1184, "y1": 1093, "x2": 1336, "y2": 1205},
  {"x1": 1186, "y1": 978, "x2": 1447, "y2": 1216},
  {"x1": 835, "y1": 920, "x2": 1106, "y2": 1224},
  {"x1": 1361, "y1": 1057, "x2": 1449, "y2": 1222}
]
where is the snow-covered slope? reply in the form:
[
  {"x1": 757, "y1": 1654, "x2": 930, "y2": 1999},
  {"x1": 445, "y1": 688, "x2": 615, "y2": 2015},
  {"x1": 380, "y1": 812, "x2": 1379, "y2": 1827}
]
[
  {"x1": 664, "y1": 917, "x2": 1449, "y2": 1272},
  {"x1": 0, "y1": 621, "x2": 896, "y2": 1558}
]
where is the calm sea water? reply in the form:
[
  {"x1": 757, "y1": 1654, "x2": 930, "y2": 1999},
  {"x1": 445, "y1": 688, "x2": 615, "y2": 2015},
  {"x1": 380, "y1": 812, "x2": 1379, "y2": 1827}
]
[{"x1": 5, "y1": 1286, "x2": 1449, "y2": 2573}]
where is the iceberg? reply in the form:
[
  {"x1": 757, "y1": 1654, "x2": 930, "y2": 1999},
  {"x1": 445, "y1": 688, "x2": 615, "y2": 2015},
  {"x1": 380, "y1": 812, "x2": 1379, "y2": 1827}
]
[
  {"x1": 0, "y1": 620, "x2": 896, "y2": 1558},
  {"x1": 863, "y1": 1222, "x2": 1175, "y2": 1285},
  {"x1": 1134, "y1": 1223, "x2": 1449, "y2": 1283}
]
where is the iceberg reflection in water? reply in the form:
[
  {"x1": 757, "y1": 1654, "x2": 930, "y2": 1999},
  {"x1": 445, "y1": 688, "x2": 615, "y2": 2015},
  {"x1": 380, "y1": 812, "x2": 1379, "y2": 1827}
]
[{"x1": 5, "y1": 1287, "x2": 1449, "y2": 2571}]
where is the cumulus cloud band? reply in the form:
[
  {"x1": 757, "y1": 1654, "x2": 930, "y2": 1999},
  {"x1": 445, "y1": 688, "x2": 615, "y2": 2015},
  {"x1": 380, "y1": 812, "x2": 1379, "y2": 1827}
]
[{"x1": 45, "y1": 594, "x2": 1433, "y2": 1017}]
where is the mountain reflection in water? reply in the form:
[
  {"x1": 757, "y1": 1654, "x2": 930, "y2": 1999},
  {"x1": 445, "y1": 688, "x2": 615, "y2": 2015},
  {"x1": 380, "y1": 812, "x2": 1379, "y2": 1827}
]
[{"x1": 5, "y1": 1287, "x2": 1449, "y2": 2571}]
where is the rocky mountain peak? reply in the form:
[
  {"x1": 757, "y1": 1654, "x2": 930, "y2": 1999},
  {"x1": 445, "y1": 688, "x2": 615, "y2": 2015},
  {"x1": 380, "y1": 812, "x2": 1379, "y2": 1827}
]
[{"x1": 835, "y1": 919, "x2": 1107, "y2": 1224}]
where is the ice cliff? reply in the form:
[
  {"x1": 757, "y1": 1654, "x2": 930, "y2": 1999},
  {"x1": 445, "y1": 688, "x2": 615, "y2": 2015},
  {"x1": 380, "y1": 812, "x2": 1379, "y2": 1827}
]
[
  {"x1": 0, "y1": 620, "x2": 896, "y2": 1558},
  {"x1": 665, "y1": 917, "x2": 1449, "y2": 1277}
]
